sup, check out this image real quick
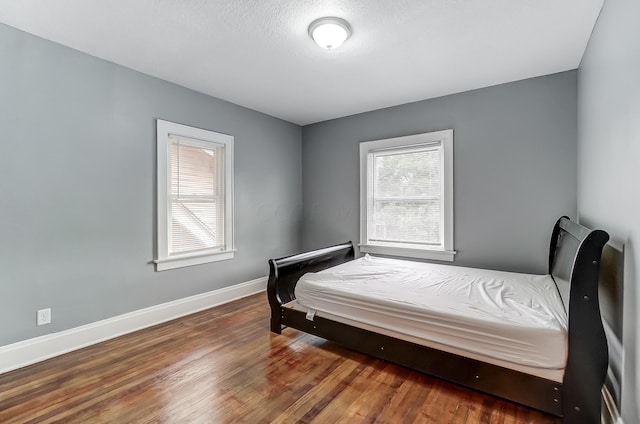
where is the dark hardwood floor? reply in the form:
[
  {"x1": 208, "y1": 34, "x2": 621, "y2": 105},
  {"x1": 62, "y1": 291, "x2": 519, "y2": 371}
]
[{"x1": 0, "y1": 293, "x2": 561, "y2": 423}]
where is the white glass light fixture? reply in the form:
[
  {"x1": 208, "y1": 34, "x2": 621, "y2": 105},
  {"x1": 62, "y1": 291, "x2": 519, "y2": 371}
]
[{"x1": 308, "y1": 17, "x2": 352, "y2": 50}]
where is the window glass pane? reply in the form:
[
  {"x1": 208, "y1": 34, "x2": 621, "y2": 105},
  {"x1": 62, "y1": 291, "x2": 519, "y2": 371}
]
[
  {"x1": 170, "y1": 142, "x2": 218, "y2": 198},
  {"x1": 170, "y1": 202, "x2": 220, "y2": 254},
  {"x1": 168, "y1": 139, "x2": 224, "y2": 255},
  {"x1": 372, "y1": 147, "x2": 442, "y2": 245},
  {"x1": 372, "y1": 200, "x2": 441, "y2": 244},
  {"x1": 374, "y1": 149, "x2": 440, "y2": 198}
]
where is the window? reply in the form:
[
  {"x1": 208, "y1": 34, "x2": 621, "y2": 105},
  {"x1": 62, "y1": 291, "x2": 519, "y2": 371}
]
[
  {"x1": 155, "y1": 119, "x2": 234, "y2": 271},
  {"x1": 359, "y1": 129, "x2": 454, "y2": 261}
]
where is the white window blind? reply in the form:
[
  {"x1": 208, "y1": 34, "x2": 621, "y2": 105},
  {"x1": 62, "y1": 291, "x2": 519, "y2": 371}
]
[
  {"x1": 169, "y1": 137, "x2": 225, "y2": 255},
  {"x1": 370, "y1": 144, "x2": 442, "y2": 246}
]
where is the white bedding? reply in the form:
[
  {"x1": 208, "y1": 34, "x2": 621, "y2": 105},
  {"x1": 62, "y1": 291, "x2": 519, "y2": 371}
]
[{"x1": 294, "y1": 255, "x2": 567, "y2": 372}]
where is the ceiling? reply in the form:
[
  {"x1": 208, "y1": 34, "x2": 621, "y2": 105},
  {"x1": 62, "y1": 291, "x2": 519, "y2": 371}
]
[{"x1": 0, "y1": 0, "x2": 603, "y2": 126}]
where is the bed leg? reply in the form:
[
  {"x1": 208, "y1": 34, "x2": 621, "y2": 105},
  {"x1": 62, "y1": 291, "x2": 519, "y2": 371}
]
[
  {"x1": 270, "y1": 321, "x2": 282, "y2": 334},
  {"x1": 270, "y1": 310, "x2": 282, "y2": 334},
  {"x1": 562, "y1": 383, "x2": 603, "y2": 424}
]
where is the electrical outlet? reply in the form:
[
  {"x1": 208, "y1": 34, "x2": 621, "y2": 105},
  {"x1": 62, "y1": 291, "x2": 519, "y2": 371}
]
[{"x1": 37, "y1": 308, "x2": 51, "y2": 326}]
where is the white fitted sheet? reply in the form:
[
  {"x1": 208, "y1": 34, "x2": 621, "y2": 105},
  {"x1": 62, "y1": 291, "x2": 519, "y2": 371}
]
[{"x1": 294, "y1": 255, "x2": 567, "y2": 371}]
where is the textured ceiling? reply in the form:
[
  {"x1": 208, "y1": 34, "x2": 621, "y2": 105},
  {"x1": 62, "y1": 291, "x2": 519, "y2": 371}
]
[{"x1": 0, "y1": 0, "x2": 603, "y2": 125}]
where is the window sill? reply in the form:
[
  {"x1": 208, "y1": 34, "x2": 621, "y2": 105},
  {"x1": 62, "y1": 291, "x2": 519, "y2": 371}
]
[
  {"x1": 154, "y1": 249, "x2": 237, "y2": 271},
  {"x1": 359, "y1": 244, "x2": 456, "y2": 262}
]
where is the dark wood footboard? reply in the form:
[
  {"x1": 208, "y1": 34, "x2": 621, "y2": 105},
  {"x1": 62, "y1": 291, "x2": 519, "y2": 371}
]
[{"x1": 266, "y1": 217, "x2": 609, "y2": 424}]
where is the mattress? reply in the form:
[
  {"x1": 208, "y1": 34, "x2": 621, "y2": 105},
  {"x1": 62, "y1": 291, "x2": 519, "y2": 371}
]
[{"x1": 293, "y1": 255, "x2": 567, "y2": 372}]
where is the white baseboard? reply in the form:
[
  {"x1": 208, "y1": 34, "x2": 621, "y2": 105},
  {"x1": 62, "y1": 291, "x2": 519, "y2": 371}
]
[{"x1": 0, "y1": 276, "x2": 267, "y2": 375}]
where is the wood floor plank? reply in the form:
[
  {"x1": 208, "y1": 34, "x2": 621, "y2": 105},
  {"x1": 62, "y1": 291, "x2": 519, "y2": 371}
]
[{"x1": 0, "y1": 293, "x2": 561, "y2": 423}]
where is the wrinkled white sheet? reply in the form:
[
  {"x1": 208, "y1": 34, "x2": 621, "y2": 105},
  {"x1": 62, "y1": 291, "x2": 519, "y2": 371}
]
[{"x1": 294, "y1": 255, "x2": 567, "y2": 369}]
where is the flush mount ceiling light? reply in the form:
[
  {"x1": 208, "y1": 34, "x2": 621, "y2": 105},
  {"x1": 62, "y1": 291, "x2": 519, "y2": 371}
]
[{"x1": 308, "y1": 17, "x2": 352, "y2": 50}]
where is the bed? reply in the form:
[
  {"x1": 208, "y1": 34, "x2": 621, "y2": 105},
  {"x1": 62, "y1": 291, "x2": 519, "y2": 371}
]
[{"x1": 267, "y1": 217, "x2": 609, "y2": 424}]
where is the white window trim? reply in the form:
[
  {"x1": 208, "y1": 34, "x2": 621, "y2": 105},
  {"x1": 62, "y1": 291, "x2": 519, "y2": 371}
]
[
  {"x1": 359, "y1": 129, "x2": 455, "y2": 262},
  {"x1": 155, "y1": 119, "x2": 235, "y2": 271}
]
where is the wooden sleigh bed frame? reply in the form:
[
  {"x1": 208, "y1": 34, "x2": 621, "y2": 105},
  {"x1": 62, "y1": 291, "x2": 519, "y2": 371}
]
[{"x1": 267, "y1": 217, "x2": 609, "y2": 423}]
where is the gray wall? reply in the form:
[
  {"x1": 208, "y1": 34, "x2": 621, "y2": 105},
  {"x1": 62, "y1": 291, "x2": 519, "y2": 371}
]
[
  {"x1": 0, "y1": 23, "x2": 302, "y2": 346},
  {"x1": 577, "y1": 0, "x2": 640, "y2": 421},
  {"x1": 302, "y1": 72, "x2": 578, "y2": 274}
]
